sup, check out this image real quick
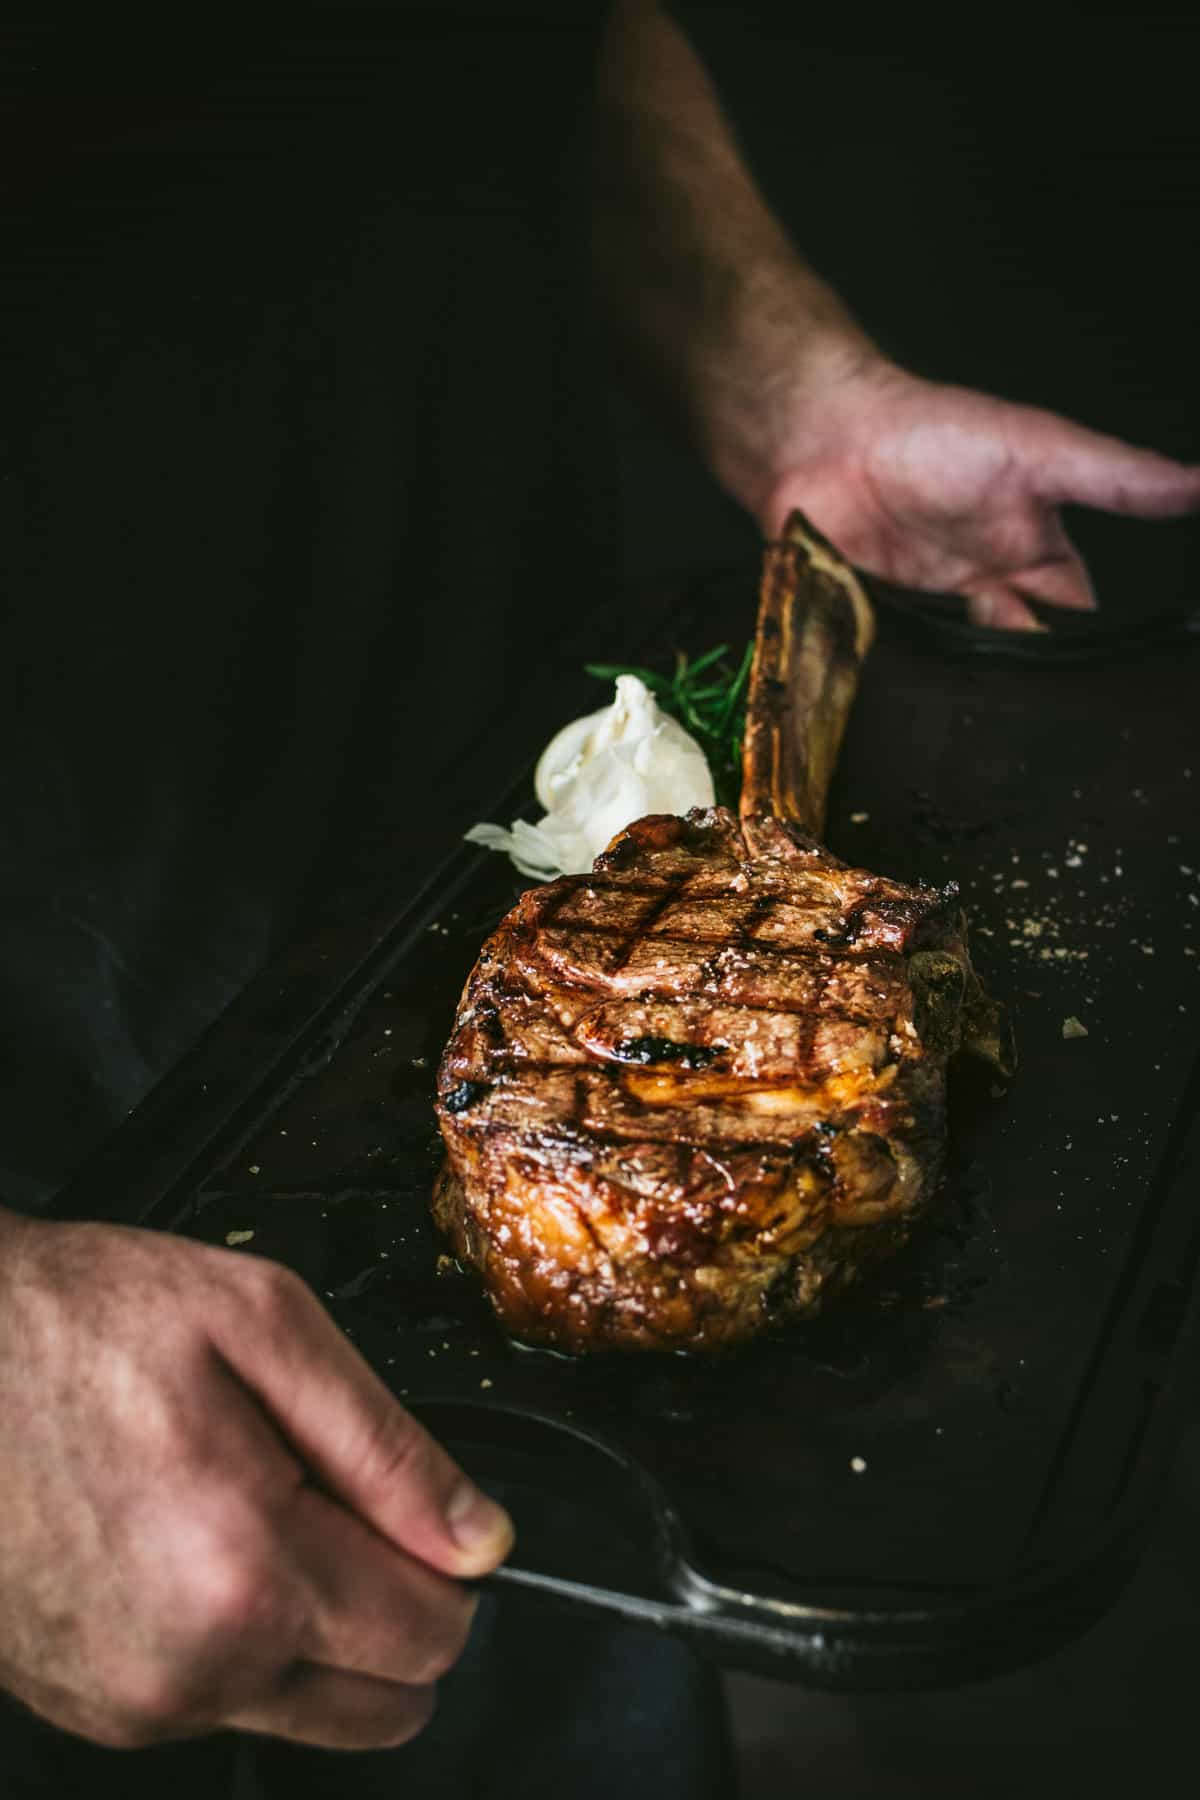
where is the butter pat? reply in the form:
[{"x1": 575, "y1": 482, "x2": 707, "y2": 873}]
[{"x1": 467, "y1": 676, "x2": 714, "y2": 880}]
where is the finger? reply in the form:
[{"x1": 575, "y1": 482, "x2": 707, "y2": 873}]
[
  {"x1": 208, "y1": 1259, "x2": 514, "y2": 1579},
  {"x1": 230, "y1": 1665, "x2": 436, "y2": 1751},
  {"x1": 1006, "y1": 547, "x2": 1097, "y2": 613},
  {"x1": 962, "y1": 581, "x2": 1047, "y2": 633},
  {"x1": 1026, "y1": 412, "x2": 1200, "y2": 518},
  {"x1": 288, "y1": 1484, "x2": 477, "y2": 1687}
]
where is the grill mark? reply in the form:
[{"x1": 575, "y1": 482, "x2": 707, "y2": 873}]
[
  {"x1": 548, "y1": 874, "x2": 709, "y2": 910},
  {"x1": 548, "y1": 872, "x2": 942, "y2": 906},
  {"x1": 476, "y1": 1119, "x2": 827, "y2": 1164},
  {"x1": 457, "y1": 1068, "x2": 873, "y2": 1155},
  {"x1": 494, "y1": 974, "x2": 899, "y2": 1021},
  {"x1": 796, "y1": 957, "x2": 833, "y2": 1078},
  {"x1": 742, "y1": 892, "x2": 780, "y2": 939},
  {"x1": 480, "y1": 1057, "x2": 726, "y2": 1081},
  {"x1": 476, "y1": 1002, "x2": 888, "y2": 1078},
  {"x1": 562, "y1": 882, "x2": 813, "y2": 913},
  {"x1": 538, "y1": 920, "x2": 908, "y2": 962},
  {"x1": 606, "y1": 873, "x2": 689, "y2": 977},
  {"x1": 552, "y1": 875, "x2": 680, "y2": 900}
]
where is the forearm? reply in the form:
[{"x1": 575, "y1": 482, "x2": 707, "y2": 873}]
[{"x1": 592, "y1": 0, "x2": 884, "y2": 524}]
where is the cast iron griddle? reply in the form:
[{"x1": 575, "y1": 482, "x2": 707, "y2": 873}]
[{"x1": 52, "y1": 579, "x2": 1200, "y2": 1689}]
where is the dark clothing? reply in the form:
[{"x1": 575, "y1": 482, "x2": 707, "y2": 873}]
[
  {"x1": 1, "y1": 7, "x2": 616, "y2": 1211},
  {"x1": 4, "y1": 1591, "x2": 736, "y2": 1800}
]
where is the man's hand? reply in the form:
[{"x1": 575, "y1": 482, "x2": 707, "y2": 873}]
[
  {"x1": 756, "y1": 357, "x2": 1200, "y2": 631},
  {"x1": 0, "y1": 1208, "x2": 513, "y2": 1752},
  {"x1": 595, "y1": 2, "x2": 1200, "y2": 628}
]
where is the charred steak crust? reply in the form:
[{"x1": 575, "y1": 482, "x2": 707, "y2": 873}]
[{"x1": 434, "y1": 807, "x2": 996, "y2": 1353}]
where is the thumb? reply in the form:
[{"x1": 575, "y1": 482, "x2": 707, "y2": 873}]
[
  {"x1": 209, "y1": 1260, "x2": 513, "y2": 1579},
  {"x1": 1027, "y1": 410, "x2": 1200, "y2": 518}
]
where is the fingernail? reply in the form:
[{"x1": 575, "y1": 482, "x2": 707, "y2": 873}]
[
  {"x1": 446, "y1": 1483, "x2": 514, "y2": 1558},
  {"x1": 970, "y1": 592, "x2": 997, "y2": 627}
]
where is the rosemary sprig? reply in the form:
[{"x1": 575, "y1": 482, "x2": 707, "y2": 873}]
[{"x1": 585, "y1": 639, "x2": 754, "y2": 808}]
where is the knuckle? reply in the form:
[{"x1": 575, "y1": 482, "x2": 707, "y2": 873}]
[
  {"x1": 244, "y1": 1255, "x2": 308, "y2": 1317},
  {"x1": 188, "y1": 1548, "x2": 259, "y2": 1635},
  {"x1": 121, "y1": 1539, "x2": 292, "y2": 1728},
  {"x1": 236, "y1": 1256, "x2": 325, "y2": 1348},
  {"x1": 356, "y1": 1405, "x2": 429, "y2": 1492},
  {"x1": 178, "y1": 1526, "x2": 286, "y2": 1648}
]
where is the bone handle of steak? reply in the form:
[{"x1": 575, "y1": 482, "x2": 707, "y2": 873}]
[{"x1": 739, "y1": 511, "x2": 875, "y2": 836}]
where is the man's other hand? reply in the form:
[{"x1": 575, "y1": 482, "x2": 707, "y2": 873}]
[
  {"x1": 0, "y1": 1209, "x2": 513, "y2": 1751},
  {"x1": 758, "y1": 357, "x2": 1200, "y2": 631}
]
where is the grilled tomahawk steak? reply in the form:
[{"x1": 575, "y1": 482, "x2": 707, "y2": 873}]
[{"x1": 434, "y1": 514, "x2": 1010, "y2": 1352}]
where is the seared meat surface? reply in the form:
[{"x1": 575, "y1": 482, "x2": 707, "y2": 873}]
[{"x1": 434, "y1": 515, "x2": 1009, "y2": 1352}]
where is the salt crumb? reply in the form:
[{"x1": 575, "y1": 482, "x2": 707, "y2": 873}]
[
  {"x1": 225, "y1": 1229, "x2": 255, "y2": 1247},
  {"x1": 1062, "y1": 1016, "x2": 1089, "y2": 1040},
  {"x1": 850, "y1": 1456, "x2": 868, "y2": 1474},
  {"x1": 480, "y1": 1378, "x2": 494, "y2": 1390},
  {"x1": 248, "y1": 1164, "x2": 261, "y2": 1175},
  {"x1": 1010, "y1": 879, "x2": 1030, "y2": 890},
  {"x1": 850, "y1": 811, "x2": 870, "y2": 824}
]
